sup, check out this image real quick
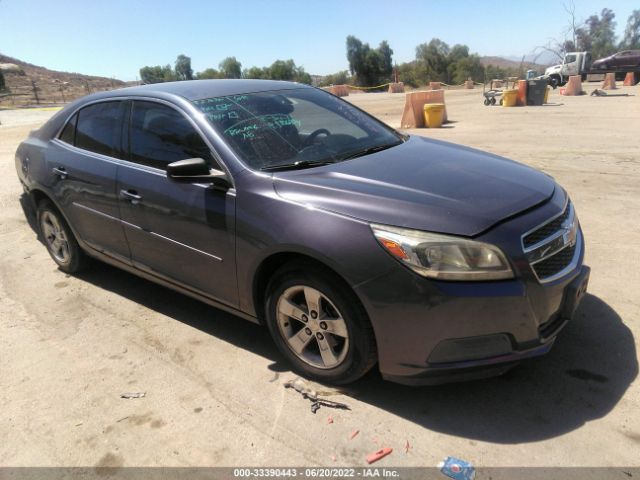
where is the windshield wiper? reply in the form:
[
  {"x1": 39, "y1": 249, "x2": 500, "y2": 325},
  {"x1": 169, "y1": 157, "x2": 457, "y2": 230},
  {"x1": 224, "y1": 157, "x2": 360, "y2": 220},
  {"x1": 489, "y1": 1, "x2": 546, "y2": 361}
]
[
  {"x1": 337, "y1": 141, "x2": 403, "y2": 161},
  {"x1": 261, "y1": 160, "x2": 336, "y2": 172}
]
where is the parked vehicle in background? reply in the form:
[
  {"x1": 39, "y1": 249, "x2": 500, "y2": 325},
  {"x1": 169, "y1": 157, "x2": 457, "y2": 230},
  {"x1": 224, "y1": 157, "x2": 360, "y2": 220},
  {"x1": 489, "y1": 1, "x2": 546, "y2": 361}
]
[
  {"x1": 545, "y1": 50, "x2": 640, "y2": 87},
  {"x1": 15, "y1": 80, "x2": 590, "y2": 386},
  {"x1": 592, "y1": 50, "x2": 640, "y2": 71}
]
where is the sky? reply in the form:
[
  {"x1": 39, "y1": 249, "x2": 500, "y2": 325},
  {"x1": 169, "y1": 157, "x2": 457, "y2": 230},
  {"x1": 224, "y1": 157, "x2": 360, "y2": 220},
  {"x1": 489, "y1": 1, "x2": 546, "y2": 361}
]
[{"x1": 0, "y1": 0, "x2": 637, "y2": 81}]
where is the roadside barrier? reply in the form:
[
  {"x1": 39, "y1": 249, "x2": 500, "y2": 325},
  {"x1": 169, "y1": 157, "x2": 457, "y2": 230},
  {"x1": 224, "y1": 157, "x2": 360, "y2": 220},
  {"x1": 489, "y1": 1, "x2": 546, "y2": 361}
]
[
  {"x1": 329, "y1": 85, "x2": 349, "y2": 97},
  {"x1": 602, "y1": 73, "x2": 617, "y2": 90},
  {"x1": 400, "y1": 90, "x2": 447, "y2": 128},
  {"x1": 623, "y1": 72, "x2": 637, "y2": 86},
  {"x1": 561, "y1": 75, "x2": 583, "y2": 96}
]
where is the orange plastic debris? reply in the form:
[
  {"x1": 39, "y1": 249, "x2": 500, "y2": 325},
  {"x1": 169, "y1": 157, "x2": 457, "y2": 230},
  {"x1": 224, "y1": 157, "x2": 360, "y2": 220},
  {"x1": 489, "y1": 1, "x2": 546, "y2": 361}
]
[
  {"x1": 327, "y1": 417, "x2": 334, "y2": 424},
  {"x1": 349, "y1": 429, "x2": 360, "y2": 440},
  {"x1": 366, "y1": 447, "x2": 393, "y2": 464}
]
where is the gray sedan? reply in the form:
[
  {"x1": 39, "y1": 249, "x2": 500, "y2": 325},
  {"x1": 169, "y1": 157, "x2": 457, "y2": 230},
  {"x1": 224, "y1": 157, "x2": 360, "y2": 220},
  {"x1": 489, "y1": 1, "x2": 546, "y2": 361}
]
[{"x1": 15, "y1": 80, "x2": 589, "y2": 385}]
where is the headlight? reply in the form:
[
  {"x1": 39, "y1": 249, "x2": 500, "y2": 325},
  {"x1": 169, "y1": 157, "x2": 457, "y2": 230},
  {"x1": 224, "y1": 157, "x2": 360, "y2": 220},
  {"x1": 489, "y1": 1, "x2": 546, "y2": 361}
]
[{"x1": 371, "y1": 224, "x2": 514, "y2": 281}]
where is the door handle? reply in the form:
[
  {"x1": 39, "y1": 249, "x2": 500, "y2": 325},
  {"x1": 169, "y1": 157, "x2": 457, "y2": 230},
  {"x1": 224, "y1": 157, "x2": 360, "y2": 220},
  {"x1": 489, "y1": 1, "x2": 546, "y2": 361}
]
[
  {"x1": 52, "y1": 167, "x2": 67, "y2": 179},
  {"x1": 120, "y1": 189, "x2": 142, "y2": 205}
]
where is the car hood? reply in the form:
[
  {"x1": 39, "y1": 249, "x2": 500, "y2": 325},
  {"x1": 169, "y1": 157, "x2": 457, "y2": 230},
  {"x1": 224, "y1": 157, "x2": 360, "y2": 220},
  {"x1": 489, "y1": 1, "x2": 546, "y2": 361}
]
[
  {"x1": 545, "y1": 64, "x2": 562, "y2": 75},
  {"x1": 272, "y1": 136, "x2": 556, "y2": 237}
]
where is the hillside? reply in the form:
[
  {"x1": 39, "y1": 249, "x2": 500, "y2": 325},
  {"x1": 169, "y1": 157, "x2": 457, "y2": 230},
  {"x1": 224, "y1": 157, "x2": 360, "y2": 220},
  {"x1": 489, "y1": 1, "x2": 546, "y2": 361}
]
[
  {"x1": 0, "y1": 53, "x2": 126, "y2": 107},
  {"x1": 480, "y1": 56, "x2": 547, "y2": 72}
]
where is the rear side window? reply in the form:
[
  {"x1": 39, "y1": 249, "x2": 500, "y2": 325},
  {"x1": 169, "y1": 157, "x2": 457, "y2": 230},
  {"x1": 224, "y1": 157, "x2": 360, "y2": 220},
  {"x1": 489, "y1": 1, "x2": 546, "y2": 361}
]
[
  {"x1": 59, "y1": 113, "x2": 77, "y2": 145},
  {"x1": 75, "y1": 101, "x2": 126, "y2": 158},
  {"x1": 129, "y1": 101, "x2": 212, "y2": 170}
]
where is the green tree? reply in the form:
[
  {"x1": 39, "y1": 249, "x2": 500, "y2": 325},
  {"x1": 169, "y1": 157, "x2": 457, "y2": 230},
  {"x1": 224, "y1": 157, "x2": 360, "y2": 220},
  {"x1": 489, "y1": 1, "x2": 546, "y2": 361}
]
[
  {"x1": 243, "y1": 66, "x2": 268, "y2": 79},
  {"x1": 580, "y1": 9, "x2": 617, "y2": 59},
  {"x1": 318, "y1": 70, "x2": 351, "y2": 87},
  {"x1": 140, "y1": 65, "x2": 166, "y2": 84},
  {"x1": 0, "y1": 69, "x2": 6, "y2": 92},
  {"x1": 175, "y1": 54, "x2": 193, "y2": 80},
  {"x1": 450, "y1": 54, "x2": 484, "y2": 84},
  {"x1": 395, "y1": 61, "x2": 422, "y2": 87},
  {"x1": 268, "y1": 59, "x2": 297, "y2": 80},
  {"x1": 197, "y1": 68, "x2": 222, "y2": 79},
  {"x1": 621, "y1": 9, "x2": 640, "y2": 49},
  {"x1": 219, "y1": 56, "x2": 242, "y2": 79},
  {"x1": 416, "y1": 38, "x2": 451, "y2": 82},
  {"x1": 162, "y1": 64, "x2": 177, "y2": 82},
  {"x1": 345, "y1": 36, "x2": 394, "y2": 86}
]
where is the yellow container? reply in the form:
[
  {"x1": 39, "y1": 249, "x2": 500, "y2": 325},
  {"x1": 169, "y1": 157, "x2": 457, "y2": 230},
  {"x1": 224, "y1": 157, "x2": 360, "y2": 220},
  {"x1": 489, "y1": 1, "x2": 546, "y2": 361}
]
[
  {"x1": 544, "y1": 86, "x2": 550, "y2": 104},
  {"x1": 502, "y1": 89, "x2": 518, "y2": 107},
  {"x1": 423, "y1": 103, "x2": 445, "y2": 128}
]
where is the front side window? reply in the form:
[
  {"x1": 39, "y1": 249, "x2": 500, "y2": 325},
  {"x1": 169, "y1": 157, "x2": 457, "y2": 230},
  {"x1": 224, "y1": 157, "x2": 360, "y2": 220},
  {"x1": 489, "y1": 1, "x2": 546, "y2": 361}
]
[
  {"x1": 565, "y1": 55, "x2": 577, "y2": 64},
  {"x1": 129, "y1": 101, "x2": 213, "y2": 170},
  {"x1": 192, "y1": 88, "x2": 403, "y2": 170},
  {"x1": 75, "y1": 101, "x2": 126, "y2": 158}
]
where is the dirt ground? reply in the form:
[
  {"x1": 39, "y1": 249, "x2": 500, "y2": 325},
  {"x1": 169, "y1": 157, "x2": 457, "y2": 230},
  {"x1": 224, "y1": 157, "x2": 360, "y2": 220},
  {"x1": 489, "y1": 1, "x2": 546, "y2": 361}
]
[{"x1": 1, "y1": 85, "x2": 639, "y2": 469}]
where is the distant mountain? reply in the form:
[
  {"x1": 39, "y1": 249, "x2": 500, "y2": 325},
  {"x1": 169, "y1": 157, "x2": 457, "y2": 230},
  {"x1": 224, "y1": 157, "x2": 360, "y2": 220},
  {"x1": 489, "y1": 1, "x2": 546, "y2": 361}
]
[
  {"x1": 479, "y1": 56, "x2": 548, "y2": 71},
  {"x1": 0, "y1": 53, "x2": 127, "y2": 106}
]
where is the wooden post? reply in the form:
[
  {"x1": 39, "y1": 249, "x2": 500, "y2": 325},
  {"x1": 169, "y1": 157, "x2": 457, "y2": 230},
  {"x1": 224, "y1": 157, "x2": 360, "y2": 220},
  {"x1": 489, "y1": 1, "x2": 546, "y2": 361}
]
[{"x1": 31, "y1": 80, "x2": 40, "y2": 104}]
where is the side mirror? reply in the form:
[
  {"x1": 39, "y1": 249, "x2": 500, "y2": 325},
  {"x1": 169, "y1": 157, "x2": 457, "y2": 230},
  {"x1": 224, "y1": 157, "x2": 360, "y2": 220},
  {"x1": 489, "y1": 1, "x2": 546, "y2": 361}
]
[{"x1": 166, "y1": 158, "x2": 231, "y2": 190}]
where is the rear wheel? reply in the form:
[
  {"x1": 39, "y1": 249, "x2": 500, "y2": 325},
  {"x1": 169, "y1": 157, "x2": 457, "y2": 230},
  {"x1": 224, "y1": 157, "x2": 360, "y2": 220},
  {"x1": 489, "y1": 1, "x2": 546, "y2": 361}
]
[
  {"x1": 265, "y1": 263, "x2": 377, "y2": 385},
  {"x1": 37, "y1": 200, "x2": 87, "y2": 273}
]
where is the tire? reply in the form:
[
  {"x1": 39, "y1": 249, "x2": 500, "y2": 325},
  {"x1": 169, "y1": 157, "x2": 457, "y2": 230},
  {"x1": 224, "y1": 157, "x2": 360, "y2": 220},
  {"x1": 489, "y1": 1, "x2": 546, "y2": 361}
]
[
  {"x1": 483, "y1": 98, "x2": 490, "y2": 106},
  {"x1": 37, "y1": 200, "x2": 87, "y2": 273},
  {"x1": 264, "y1": 262, "x2": 377, "y2": 385},
  {"x1": 490, "y1": 97, "x2": 496, "y2": 105},
  {"x1": 549, "y1": 76, "x2": 559, "y2": 89}
]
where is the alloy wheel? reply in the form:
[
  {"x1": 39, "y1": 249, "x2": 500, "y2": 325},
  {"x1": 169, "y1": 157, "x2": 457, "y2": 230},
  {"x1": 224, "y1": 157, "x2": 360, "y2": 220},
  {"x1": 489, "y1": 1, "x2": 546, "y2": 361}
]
[
  {"x1": 276, "y1": 285, "x2": 349, "y2": 369},
  {"x1": 40, "y1": 211, "x2": 70, "y2": 264}
]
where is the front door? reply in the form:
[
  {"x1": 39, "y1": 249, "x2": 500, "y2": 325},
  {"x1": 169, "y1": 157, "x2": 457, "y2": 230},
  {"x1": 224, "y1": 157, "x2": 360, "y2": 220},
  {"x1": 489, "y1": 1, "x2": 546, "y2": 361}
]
[{"x1": 116, "y1": 100, "x2": 238, "y2": 306}]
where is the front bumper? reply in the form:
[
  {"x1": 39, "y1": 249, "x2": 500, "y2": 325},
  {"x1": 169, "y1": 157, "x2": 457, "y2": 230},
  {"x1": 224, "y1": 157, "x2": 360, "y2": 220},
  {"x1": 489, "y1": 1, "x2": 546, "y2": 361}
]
[
  {"x1": 354, "y1": 188, "x2": 589, "y2": 385},
  {"x1": 356, "y1": 263, "x2": 589, "y2": 385}
]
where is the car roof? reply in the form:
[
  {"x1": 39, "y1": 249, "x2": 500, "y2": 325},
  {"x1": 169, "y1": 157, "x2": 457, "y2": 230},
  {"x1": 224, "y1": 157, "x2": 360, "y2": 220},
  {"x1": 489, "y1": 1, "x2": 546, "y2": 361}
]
[
  {"x1": 93, "y1": 79, "x2": 312, "y2": 101},
  {"x1": 34, "y1": 79, "x2": 315, "y2": 141}
]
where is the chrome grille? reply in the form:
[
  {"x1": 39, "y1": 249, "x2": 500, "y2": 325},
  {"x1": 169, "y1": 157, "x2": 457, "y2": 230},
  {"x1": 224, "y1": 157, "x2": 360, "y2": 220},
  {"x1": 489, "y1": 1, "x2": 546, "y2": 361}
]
[
  {"x1": 523, "y1": 205, "x2": 571, "y2": 248},
  {"x1": 522, "y1": 200, "x2": 580, "y2": 283},
  {"x1": 532, "y1": 243, "x2": 577, "y2": 279}
]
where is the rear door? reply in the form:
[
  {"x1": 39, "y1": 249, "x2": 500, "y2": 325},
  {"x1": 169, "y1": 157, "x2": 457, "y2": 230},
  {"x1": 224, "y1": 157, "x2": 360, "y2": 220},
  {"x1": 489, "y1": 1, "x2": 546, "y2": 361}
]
[
  {"x1": 116, "y1": 100, "x2": 238, "y2": 306},
  {"x1": 48, "y1": 100, "x2": 131, "y2": 263}
]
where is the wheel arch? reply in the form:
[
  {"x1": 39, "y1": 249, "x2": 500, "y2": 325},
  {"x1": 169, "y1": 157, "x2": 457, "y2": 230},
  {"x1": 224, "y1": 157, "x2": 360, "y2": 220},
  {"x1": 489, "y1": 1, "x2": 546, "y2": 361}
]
[
  {"x1": 27, "y1": 187, "x2": 83, "y2": 247},
  {"x1": 251, "y1": 251, "x2": 364, "y2": 325}
]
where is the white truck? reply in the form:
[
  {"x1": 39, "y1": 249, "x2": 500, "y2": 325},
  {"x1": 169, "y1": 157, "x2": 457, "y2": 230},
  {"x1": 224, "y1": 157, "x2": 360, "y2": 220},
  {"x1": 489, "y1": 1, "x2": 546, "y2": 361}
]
[{"x1": 545, "y1": 51, "x2": 640, "y2": 87}]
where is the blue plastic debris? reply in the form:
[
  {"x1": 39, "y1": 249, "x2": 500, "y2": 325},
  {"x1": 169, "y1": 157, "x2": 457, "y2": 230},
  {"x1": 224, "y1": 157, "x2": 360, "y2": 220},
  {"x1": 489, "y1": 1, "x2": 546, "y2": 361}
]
[{"x1": 438, "y1": 456, "x2": 475, "y2": 480}]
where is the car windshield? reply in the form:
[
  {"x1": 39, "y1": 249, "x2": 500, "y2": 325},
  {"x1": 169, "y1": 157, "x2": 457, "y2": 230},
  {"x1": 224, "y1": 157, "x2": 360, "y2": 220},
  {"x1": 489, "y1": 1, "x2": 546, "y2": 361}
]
[{"x1": 192, "y1": 88, "x2": 404, "y2": 171}]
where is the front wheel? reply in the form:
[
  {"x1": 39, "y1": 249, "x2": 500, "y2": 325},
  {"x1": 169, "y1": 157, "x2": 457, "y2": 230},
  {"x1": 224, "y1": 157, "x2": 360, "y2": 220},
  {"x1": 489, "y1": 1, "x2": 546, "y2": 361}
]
[
  {"x1": 265, "y1": 264, "x2": 377, "y2": 385},
  {"x1": 37, "y1": 200, "x2": 87, "y2": 273}
]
